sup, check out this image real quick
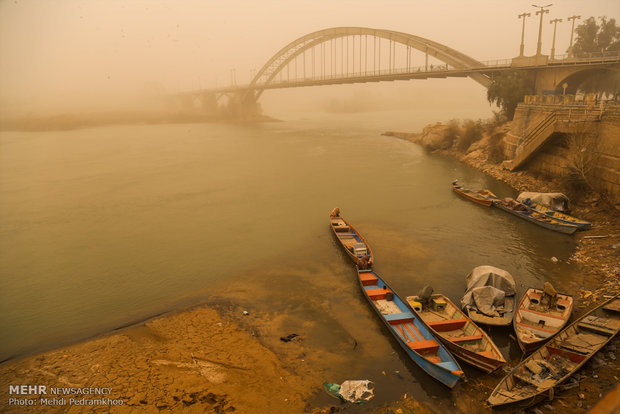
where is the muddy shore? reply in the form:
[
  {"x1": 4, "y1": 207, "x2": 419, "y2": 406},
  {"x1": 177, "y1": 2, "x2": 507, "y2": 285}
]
[{"x1": 1, "y1": 123, "x2": 618, "y2": 414}]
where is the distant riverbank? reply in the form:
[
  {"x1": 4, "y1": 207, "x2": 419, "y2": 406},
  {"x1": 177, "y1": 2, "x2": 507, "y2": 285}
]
[{"x1": 0, "y1": 110, "x2": 279, "y2": 131}]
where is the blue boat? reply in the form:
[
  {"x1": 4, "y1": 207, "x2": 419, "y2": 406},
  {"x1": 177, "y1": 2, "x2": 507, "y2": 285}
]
[
  {"x1": 520, "y1": 199, "x2": 591, "y2": 230},
  {"x1": 492, "y1": 198, "x2": 579, "y2": 235},
  {"x1": 357, "y1": 268, "x2": 464, "y2": 388}
]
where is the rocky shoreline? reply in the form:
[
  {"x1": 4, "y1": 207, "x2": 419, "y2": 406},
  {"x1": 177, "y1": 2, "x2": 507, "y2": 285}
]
[{"x1": 383, "y1": 121, "x2": 618, "y2": 310}]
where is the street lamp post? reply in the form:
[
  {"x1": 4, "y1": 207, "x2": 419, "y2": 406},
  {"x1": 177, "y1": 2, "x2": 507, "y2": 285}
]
[
  {"x1": 567, "y1": 15, "x2": 581, "y2": 57},
  {"x1": 518, "y1": 12, "x2": 531, "y2": 56},
  {"x1": 533, "y1": 4, "x2": 552, "y2": 56},
  {"x1": 550, "y1": 18, "x2": 563, "y2": 59}
]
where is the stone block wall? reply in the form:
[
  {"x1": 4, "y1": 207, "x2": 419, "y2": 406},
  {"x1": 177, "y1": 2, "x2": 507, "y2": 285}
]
[{"x1": 503, "y1": 103, "x2": 620, "y2": 203}]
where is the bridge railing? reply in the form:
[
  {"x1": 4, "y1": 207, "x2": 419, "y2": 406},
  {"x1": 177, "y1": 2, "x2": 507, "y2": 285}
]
[
  {"x1": 548, "y1": 50, "x2": 620, "y2": 65},
  {"x1": 260, "y1": 60, "x2": 511, "y2": 88}
]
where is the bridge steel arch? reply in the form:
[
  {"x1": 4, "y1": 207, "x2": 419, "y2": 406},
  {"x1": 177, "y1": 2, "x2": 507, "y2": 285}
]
[{"x1": 244, "y1": 27, "x2": 491, "y2": 102}]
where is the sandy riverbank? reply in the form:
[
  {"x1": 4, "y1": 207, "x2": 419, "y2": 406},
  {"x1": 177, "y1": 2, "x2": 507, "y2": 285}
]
[{"x1": 0, "y1": 305, "x2": 324, "y2": 413}]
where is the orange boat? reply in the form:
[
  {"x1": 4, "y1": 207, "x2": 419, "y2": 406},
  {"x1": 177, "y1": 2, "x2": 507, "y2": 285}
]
[
  {"x1": 451, "y1": 180, "x2": 497, "y2": 206},
  {"x1": 514, "y1": 286, "x2": 574, "y2": 353}
]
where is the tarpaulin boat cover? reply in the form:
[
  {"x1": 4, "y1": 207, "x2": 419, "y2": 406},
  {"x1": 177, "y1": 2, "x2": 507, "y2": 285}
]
[
  {"x1": 461, "y1": 266, "x2": 516, "y2": 316},
  {"x1": 517, "y1": 192, "x2": 570, "y2": 213}
]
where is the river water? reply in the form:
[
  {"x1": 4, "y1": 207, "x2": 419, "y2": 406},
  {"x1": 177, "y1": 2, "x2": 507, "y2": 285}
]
[{"x1": 0, "y1": 111, "x2": 579, "y2": 404}]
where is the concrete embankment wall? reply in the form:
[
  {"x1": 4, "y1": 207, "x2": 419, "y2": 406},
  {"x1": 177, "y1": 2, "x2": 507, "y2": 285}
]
[{"x1": 504, "y1": 103, "x2": 620, "y2": 203}]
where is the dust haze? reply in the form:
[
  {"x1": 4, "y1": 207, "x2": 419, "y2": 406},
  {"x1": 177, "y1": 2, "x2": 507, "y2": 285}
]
[{"x1": 1, "y1": 0, "x2": 618, "y2": 127}]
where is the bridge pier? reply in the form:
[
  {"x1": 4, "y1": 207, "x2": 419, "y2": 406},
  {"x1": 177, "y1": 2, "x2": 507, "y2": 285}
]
[{"x1": 224, "y1": 91, "x2": 262, "y2": 120}]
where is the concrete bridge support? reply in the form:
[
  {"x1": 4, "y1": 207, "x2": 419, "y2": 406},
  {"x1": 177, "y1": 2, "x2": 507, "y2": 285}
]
[{"x1": 531, "y1": 64, "x2": 620, "y2": 94}]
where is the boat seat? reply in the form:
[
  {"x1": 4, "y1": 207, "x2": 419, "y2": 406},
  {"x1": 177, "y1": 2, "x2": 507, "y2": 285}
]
[
  {"x1": 407, "y1": 339, "x2": 440, "y2": 355},
  {"x1": 425, "y1": 355, "x2": 442, "y2": 363},
  {"x1": 448, "y1": 334, "x2": 483, "y2": 343},
  {"x1": 529, "y1": 292, "x2": 542, "y2": 305},
  {"x1": 385, "y1": 312, "x2": 415, "y2": 325},
  {"x1": 577, "y1": 321, "x2": 615, "y2": 336},
  {"x1": 365, "y1": 288, "x2": 392, "y2": 300},
  {"x1": 427, "y1": 318, "x2": 468, "y2": 332},
  {"x1": 556, "y1": 298, "x2": 571, "y2": 307},
  {"x1": 359, "y1": 272, "x2": 378, "y2": 286}
]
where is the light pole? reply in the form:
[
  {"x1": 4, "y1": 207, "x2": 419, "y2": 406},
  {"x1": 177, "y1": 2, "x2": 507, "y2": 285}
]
[
  {"x1": 518, "y1": 12, "x2": 531, "y2": 56},
  {"x1": 550, "y1": 18, "x2": 562, "y2": 59},
  {"x1": 567, "y1": 15, "x2": 581, "y2": 57},
  {"x1": 533, "y1": 4, "x2": 552, "y2": 56}
]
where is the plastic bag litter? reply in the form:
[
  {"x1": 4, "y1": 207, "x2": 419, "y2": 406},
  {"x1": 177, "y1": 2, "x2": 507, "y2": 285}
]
[{"x1": 322, "y1": 380, "x2": 375, "y2": 403}]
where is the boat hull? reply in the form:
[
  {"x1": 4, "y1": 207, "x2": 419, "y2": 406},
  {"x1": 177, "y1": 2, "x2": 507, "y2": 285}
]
[
  {"x1": 451, "y1": 181, "x2": 496, "y2": 206},
  {"x1": 357, "y1": 269, "x2": 463, "y2": 388},
  {"x1": 525, "y1": 201, "x2": 591, "y2": 230},
  {"x1": 330, "y1": 213, "x2": 374, "y2": 268},
  {"x1": 493, "y1": 201, "x2": 579, "y2": 235},
  {"x1": 407, "y1": 294, "x2": 505, "y2": 373},
  {"x1": 466, "y1": 295, "x2": 515, "y2": 326},
  {"x1": 514, "y1": 288, "x2": 573, "y2": 353},
  {"x1": 488, "y1": 295, "x2": 620, "y2": 407}
]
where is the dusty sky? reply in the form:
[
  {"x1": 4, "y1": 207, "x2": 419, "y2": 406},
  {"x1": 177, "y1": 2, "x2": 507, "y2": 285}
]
[{"x1": 0, "y1": 0, "x2": 618, "y2": 115}]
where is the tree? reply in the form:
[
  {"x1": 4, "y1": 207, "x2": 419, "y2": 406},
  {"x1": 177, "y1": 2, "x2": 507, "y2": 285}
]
[
  {"x1": 571, "y1": 17, "x2": 620, "y2": 56},
  {"x1": 486, "y1": 70, "x2": 533, "y2": 120},
  {"x1": 563, "y1": 122, "x2": 602, "y2": 195}
]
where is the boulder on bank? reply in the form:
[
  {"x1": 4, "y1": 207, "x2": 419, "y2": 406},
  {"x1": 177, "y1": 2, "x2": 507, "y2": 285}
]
[{"x1": 418, "y1": 122, "x2": 453, "y2": 150}]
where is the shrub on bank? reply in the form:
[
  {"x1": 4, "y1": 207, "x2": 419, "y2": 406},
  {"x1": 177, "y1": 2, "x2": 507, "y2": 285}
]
[
  {"x1": 455, "y1": 119, "x2": 483, "y2": 152},
  {"x1": 487, "y1": 132, "x2": 506, "y2": 164}
]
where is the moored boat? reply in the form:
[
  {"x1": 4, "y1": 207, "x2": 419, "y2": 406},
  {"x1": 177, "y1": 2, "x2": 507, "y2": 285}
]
[
  {"x1": 406, "y1": 291, "x2": 506, "y2": 373},
  {"x1": 520, "y1": 199, "x2": 591, "y2": 230},
  {"x1": 492, "y1": 198, "x2": 579, "y2": 235},
  {"x1": 357, "y1": 269, "x2": 464, "y2": 388},
  {"x1": 329, "y1": 208, "x2": 373, "y2": 268},
  {"x1": 487, "y1": 295, "x2": 620, "y2": 407},
  {"x1": 514, "y1": 285, "x2": 574, "y2": 353},
  {"x1": 451, "y1": 180, "x2": 497, "y2": 206},
  {"x1": 461, "y1": 266, "x2": 516, "y2": 326}
]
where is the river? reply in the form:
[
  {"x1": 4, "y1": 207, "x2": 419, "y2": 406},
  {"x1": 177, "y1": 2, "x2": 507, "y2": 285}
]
[{"x1": 0, "y1": 111, "x2": 579, "y2": 405}]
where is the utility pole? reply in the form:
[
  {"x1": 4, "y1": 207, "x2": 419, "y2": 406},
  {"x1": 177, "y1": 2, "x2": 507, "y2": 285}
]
[
  {"x1": 518, "y1": 12, "x2": 531, "y2": 56},
  {"x1": 550, "y1": 18, "x2": 562, "y2": 59},
  {"x1": 533, "y1": 4, "x2": 552, "y2": 56},
  {"x1": 567, "y1": 15, "x2": 581, "y2": 57}
]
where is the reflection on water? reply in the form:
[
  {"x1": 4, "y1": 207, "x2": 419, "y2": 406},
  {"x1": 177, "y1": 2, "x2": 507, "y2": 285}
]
[{"x1": 0, "y1": 113, "x2": 578, "y2": 402}]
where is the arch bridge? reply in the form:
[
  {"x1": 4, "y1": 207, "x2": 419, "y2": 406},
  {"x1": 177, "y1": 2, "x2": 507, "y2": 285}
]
[{"x1": 175, "y1": 27, "x2": 620, "y2": 118}]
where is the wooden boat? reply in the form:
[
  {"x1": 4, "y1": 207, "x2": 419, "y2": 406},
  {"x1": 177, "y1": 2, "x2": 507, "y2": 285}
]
[
  {"x1": 406, "y1": 293, "x2": 506, "y2": 373},
  {"x1": 357, "y1": 269, "x2": 464, "y2": 388},
  {"x1": 467, "y1": 296, "x2": 515, "y2": 326},
  {"x1": 462, "y1": 265, "x2": 516, "y2": 326},
  {"x1": 451, "y1": 180, "x2": 498, "y2": 206},
  {"x1": 521, "y1": 200, "x2": 591, "y2": 230},
  {"x1": 487, "y1": 295, "x2": 620, "y2": 407},
  {"x1": 492, "y1": 198, "x2": 579, "y2": 235},
  {"x1": 514, "y1": 287, "x2": 574, "y2": 353},
  {"x1": 330, "y1": 209, "x2": 373, "y2": 268}
]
